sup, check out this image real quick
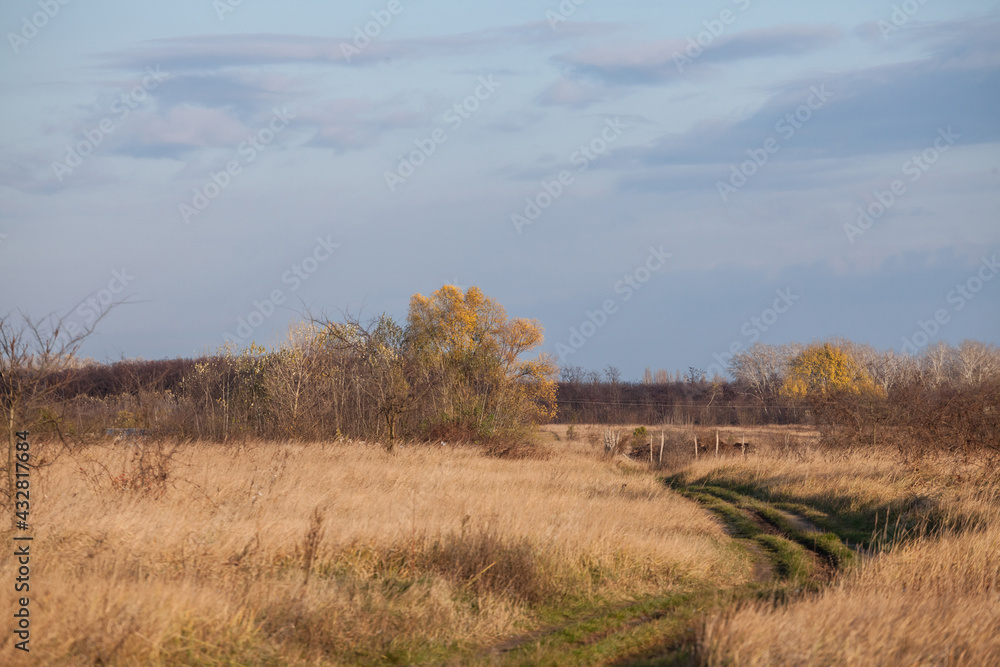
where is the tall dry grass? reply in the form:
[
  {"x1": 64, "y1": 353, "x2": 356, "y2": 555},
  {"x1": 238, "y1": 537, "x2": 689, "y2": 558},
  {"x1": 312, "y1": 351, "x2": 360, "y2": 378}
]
[
  {"x1": 0, "y1": 438, "x2": 745, "y2": 665},
  {"x1": 696, "y1": 448, "x2": 1000, "y2": 665}
]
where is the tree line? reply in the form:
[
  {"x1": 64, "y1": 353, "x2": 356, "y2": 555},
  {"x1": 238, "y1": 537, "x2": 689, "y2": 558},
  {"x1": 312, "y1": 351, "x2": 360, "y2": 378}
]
[
  {"x1": 1, "y1": 286, "x2": 557, "y2": 460},
  {"x1": 556, "y1": 339, "x2": 1000, "y2": 457},
  {"x1": 3, "y1": 289, "x2": 998, "y2": 472}
]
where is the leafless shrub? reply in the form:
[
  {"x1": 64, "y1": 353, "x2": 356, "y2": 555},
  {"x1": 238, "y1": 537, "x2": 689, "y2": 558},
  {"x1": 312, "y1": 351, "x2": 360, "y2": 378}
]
[
  {"x1": 109, "y1": 439, "x2": 180, "y2": 498},
  {"x1": 603, "y1": 428, "x2": 623, "y2": 456}
]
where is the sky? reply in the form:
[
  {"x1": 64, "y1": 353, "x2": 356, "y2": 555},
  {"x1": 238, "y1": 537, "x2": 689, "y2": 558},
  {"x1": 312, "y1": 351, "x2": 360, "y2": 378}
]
[{"x1": 1, "y1": 0, "x2": 998, "y2": 380}]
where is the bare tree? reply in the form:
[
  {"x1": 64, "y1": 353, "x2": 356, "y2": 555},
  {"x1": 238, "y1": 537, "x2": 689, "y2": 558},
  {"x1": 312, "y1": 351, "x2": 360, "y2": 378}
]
[
  {"x1": 314, "y1": 312, "x2": 435, "y2": 449},
  {"x1": 685, "y1": 367, "x2": 706, "y2": 384},
  {"x1": 919, "y1": 341, "x2": 958, "y2": 388},
  {"x1": 264, "y1": 322, "x2": 328, "y2": 439},
  {"x1": 0, "y1": 309, "x2": 109, "y2": 520},
  {"x1": 848, "y1": 342, "x2": 915, "y2": 393},
  {"x1": 728, "y1": 342, "x2": 800, "y2": 411},
  {"x1": 955, "y1": 340, "x2": 1000, "y2": 386},
  {"x1": 560, "y1": 364, "x2": 587, "y2": 384}
]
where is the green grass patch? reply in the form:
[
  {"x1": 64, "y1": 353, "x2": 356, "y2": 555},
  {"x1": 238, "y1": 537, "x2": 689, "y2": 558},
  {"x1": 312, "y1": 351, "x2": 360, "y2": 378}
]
[
  {"x1": 674, "y1": 469, "x2": 924, "y2": 549},
  {"x1": 487, "y1": 587, "x2": 727, "y2": 667},
  {"x1": 669, "y1": 479, "x2": 856, "y2": 571},
  {"x1": 804, "y1": 531, "x2": 856, "y2": 568},
  {"x1": 754, "y1": 534, "x2": 814, "y2": 581},
  {"x1": 673, "y1": 489, "x2": 762, "y2": 539}
]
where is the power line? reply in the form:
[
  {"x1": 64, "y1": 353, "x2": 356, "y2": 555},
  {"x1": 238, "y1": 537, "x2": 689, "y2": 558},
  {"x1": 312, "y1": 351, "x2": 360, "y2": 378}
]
[{"x1": 556, "y1": 399, "x2": 803, "y2": 409}]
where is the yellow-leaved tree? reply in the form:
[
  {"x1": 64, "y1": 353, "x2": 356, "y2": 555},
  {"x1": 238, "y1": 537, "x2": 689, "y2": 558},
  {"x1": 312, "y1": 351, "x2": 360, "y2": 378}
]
[
  {"x1": 781, "y1": 342, "x2": 881, "y2": 399},
  {"x1": 781, "y1": 342, "x2": 892, "y2": 447},
  {"x1": 407, "y1": 285, "x2": 557, "y2": 442}
]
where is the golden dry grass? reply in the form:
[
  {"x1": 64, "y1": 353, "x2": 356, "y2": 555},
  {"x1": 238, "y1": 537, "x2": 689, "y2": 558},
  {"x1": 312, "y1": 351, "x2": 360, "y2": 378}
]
[
  {"x1": 695, "y1": 449, "x2": 1000, "y2": 666},
  {"x1": 0, "y1": 437, "x2": 745, "y2": 665},
  {"x1": 7, "y1": 428, "x2": 995, "y2": 665}
]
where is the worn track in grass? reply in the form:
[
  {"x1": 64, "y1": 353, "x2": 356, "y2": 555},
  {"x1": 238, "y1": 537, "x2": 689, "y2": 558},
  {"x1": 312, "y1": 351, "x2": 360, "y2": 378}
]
[{"x1": 470, "y1": 475, "x2": 857, "y2": 666}]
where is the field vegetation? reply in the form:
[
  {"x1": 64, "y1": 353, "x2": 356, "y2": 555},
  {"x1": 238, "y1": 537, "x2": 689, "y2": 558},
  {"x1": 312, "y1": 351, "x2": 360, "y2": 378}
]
[
  {"x1": 689, "y1": 446, "x2": 1000, "y2": 665},
  {"x1": 1, "y1": 287, "x2": 998, "y2": 664},
  {"x1": 0, "y1": 432, "x2": 747, "y2": 665},
  {"x1": 2, "y1": 427, "x2": 997, "y2": 665}
]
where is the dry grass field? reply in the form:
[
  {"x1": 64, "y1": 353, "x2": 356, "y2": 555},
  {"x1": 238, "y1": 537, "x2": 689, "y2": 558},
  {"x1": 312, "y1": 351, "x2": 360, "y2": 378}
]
[
  {"x1": 1, "y1": 431, "x2": 746, "y2": 665},
  {"x1": 2, "y1": 426, "x2": 997, "y2": 665},
  {"x1": 690, "y1": 448, "x2": 1000, "y2": 665}
]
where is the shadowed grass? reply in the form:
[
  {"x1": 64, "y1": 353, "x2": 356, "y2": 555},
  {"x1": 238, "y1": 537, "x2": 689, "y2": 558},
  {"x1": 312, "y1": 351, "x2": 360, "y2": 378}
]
[{"x1": 675, "y1": 448, "x2": 1000, "y2": 666}]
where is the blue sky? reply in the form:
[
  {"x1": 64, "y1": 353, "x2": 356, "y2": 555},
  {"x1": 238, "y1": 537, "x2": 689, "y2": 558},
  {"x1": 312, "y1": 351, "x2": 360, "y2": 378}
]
[{"x1": 1, "y1": 0, "x2": 998, "y2": 379}]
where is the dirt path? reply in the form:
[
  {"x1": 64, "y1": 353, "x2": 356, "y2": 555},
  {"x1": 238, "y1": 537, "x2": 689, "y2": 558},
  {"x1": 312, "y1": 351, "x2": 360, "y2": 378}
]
[
  {"x1": 473, "y1": 479, "x2": 857, "y2": 665},
  {"x1": 773, "y1": 507, "x2": 820, "y2": 534}
]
